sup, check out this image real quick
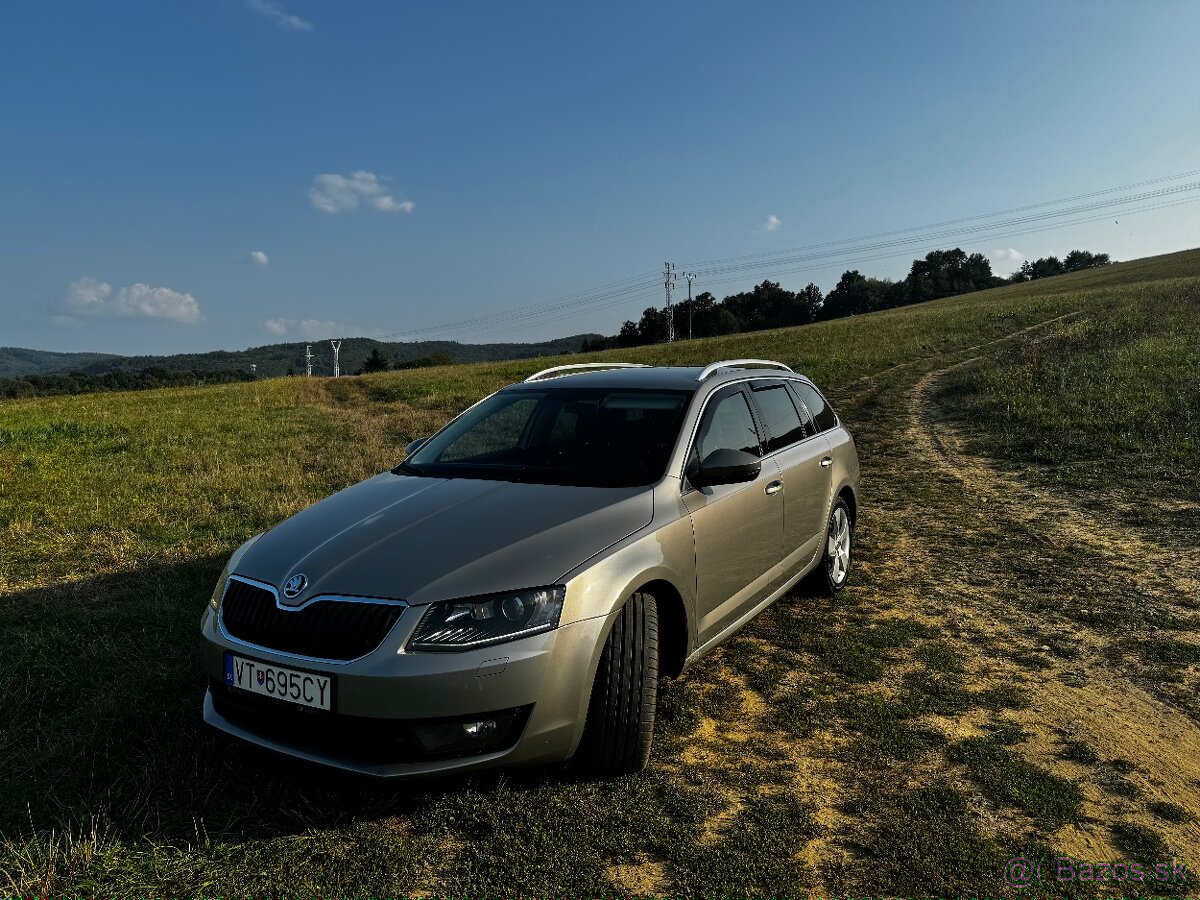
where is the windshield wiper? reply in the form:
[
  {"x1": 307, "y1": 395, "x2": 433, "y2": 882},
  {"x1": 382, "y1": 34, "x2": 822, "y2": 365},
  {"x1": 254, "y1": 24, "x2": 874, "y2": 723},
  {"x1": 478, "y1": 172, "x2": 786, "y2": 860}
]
[{"x1": 394, "y1": 461, "x2": 426, "y2": 477}]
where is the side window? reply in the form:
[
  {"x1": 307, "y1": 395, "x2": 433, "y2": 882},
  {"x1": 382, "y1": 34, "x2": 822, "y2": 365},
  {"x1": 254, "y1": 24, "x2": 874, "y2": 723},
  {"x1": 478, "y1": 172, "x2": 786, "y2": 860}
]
[
  {"x1": 751, "y1": 384, "x2": 806, "y2": 452},
  {"x1": 694, "y1": 391, "x2": 763, "y2": 462},
  {"x1": 790, "y1": 382, "x2": 838, "y2": 433}
]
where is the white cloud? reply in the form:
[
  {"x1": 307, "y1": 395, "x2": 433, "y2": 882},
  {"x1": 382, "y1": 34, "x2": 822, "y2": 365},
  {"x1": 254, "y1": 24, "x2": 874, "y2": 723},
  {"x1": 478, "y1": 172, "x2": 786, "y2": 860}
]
[
  {"x1": 246, "y1": 250, "x2": 270, "y2": 266},
  {"x1": 68, "y1": 276, "x2": 112, "y2": 310},
  {"x1": 756, "y1": 214, "x2": 783, "y2": 234},
  {"x1": 308, "y1": 171, "x2": 414, "y2": 215},
  {"x1": 66, "y1": 277, "x2": 202, "y2": 324},
  {"x1": 265, "y1": 318, "x2": 357, "y2": 340},
  {"x1": 992, "y1": 247, "x2": 1024, "y2": 262},
  {"x1": 247, "y1": 0, "x2": 313, "y2": 31}
]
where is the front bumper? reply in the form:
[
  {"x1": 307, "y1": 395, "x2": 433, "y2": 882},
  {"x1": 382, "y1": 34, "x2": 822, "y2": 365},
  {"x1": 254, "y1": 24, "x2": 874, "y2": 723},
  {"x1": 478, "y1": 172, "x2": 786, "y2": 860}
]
[{"x1": 199, "y1": 603, "x2": 609, "y2": 777}]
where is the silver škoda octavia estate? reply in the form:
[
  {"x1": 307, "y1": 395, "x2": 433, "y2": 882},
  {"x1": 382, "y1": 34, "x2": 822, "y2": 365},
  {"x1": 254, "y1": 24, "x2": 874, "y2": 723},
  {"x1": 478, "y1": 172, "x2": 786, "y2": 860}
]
[{"x1": 201, "y1": 359, "x2": 859, "y2": 777}]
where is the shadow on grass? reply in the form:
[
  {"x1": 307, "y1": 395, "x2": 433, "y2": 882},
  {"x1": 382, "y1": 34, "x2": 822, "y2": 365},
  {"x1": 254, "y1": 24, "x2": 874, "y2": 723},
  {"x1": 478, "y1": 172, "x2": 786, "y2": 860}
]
[
  {"x1": 1, "y1": 559, "x2": 836, "y2": 895},
  {"x1": 0, "y1": 556, "x2": 579, "y2": 848}
]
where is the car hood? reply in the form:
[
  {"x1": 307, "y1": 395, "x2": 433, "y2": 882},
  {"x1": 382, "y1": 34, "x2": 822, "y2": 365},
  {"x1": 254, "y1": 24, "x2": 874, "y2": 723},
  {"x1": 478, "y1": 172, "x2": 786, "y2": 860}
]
[{"x1": 235, "y1": 472, "x2": 653, "y2": 606}]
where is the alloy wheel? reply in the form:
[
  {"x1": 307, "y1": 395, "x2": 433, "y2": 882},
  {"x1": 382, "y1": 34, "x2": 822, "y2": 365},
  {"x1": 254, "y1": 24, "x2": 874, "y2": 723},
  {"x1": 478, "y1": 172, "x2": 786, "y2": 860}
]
[{"x1": 827, "y1": 506, "x2": 851, "y2": 586}]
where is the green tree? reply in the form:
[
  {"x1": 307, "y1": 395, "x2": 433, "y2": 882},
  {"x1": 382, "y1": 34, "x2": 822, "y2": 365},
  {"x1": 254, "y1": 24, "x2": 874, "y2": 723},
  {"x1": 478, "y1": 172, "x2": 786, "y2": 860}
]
[
  {"x1": 821, "y1": 271, "x2": 898, "y2": 319},
  {"x1": 358, "y1": 348, "x2": 390, "y2": 374},
  {"x1": 796, "y1": 283, "x2": 823, "y2": 322},
  {"x1": 1063, "y1": 249, "x2": 1112, "y2": 272},
  {"x1": 1018, "y1": 256, "x2": 1066, "y2": 281},
  {"x1": 616, "y1": 321, "x2": 641, "y2": 348},
  {"x1": 905, "y1": 248, "x2": 998, "y2": 303},
  {"x1": 636, "y1": 307, "x2": 669, "y2": 344}
]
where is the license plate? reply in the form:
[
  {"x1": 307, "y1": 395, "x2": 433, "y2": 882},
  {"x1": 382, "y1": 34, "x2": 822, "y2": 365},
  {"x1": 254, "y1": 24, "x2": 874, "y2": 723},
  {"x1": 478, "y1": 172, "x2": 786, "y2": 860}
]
[{"x1": 224, "y1": 653, "x2": 332, "y2": 711}]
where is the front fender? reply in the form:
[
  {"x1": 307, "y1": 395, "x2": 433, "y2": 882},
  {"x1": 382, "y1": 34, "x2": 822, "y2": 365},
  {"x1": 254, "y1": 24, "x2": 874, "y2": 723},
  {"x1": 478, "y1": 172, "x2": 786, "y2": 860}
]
[{"x1": 556, "y1": 512, "x2": 696, "y2": 755}]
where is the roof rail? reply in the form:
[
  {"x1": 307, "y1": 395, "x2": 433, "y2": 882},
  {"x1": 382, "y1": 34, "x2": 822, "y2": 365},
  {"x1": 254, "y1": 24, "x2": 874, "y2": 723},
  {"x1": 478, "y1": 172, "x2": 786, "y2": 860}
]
[
  {"x1": 697, "y1": 359, "x2": 794, "y2": 382},
  {"x1": 524, "y1": 362, "x2": 650, "y2": 383}
]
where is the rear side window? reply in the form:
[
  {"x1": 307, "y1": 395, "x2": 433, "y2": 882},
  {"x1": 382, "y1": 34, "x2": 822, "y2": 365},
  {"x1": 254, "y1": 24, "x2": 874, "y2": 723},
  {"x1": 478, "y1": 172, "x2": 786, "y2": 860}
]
[
  {"x1": 790, "y1": 382, "x2": 838, "y2": 433},
  {"x1": 751, "y1": 385, "x2": 806, "y2": 452},
  {"x1": 695, "y1": 392, "x2": 763, "y2": 461}
]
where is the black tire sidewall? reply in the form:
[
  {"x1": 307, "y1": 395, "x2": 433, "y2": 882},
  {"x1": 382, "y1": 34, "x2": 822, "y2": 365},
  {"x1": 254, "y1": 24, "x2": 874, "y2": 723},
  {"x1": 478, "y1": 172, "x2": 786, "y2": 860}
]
[{"x1": 580, "y1": 592, "x2": 659, "y2": 774}]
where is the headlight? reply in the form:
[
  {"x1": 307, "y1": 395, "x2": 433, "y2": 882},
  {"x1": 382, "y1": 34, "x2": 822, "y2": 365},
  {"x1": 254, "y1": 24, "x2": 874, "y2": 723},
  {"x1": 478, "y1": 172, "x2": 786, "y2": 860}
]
[
  {"x1": 209, "y1": 563, "x2": 230, "y2": 611},
  {"x1": 407, "y1": 586, "x2": 566, "y2": 652},
  {"x1": 209, "y1": 533, "x2": 264, "y2": 610}
]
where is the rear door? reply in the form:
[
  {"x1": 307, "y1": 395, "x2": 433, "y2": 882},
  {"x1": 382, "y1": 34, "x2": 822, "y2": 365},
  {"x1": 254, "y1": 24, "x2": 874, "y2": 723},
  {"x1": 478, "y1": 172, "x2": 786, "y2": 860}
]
[
  {"x1": 748, "y1": 379, "x2": 833, "y2": 587},
  {"x1": 683, "y1": 383, "x2": 784, "y2": 646}
]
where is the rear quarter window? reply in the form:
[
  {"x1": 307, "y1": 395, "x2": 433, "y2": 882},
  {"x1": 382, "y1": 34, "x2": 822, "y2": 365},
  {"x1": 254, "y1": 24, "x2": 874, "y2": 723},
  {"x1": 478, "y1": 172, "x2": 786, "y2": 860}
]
[{"x1": 790, "y1": 382, "x2": 839, "y2": 433}]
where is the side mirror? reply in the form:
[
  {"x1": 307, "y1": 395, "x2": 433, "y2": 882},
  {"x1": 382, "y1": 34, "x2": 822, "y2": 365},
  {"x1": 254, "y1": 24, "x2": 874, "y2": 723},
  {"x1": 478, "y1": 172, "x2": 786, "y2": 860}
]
[
  {"x1": 690, "y1": 448, "x2": 761, "y2": 488},
  {"x1": 404, "y1": 438, "x2": 428, "y2": 457}
]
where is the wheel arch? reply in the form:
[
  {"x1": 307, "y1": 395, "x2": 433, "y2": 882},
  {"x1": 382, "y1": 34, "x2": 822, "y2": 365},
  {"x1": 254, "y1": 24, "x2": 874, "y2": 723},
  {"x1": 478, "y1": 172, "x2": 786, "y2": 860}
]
[
  {"x1": 633, "y1": 578, "x2": 689, "y2": 678},
  {"x1": 836, "y1": 481, "x2": 857, "y2": 525}
]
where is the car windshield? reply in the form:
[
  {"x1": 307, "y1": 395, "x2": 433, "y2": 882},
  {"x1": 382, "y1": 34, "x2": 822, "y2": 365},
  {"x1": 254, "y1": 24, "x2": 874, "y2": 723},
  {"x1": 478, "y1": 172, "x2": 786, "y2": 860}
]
[{"x1": 404, "y1": 387, "x2": 694, "y2": 487}]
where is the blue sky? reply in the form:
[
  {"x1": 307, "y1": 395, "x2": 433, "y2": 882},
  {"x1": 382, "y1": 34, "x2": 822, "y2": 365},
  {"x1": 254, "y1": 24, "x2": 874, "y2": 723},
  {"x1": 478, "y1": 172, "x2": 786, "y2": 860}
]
[{"x1": 1, "y1": 0, "x2": 1197, "y2": 355}]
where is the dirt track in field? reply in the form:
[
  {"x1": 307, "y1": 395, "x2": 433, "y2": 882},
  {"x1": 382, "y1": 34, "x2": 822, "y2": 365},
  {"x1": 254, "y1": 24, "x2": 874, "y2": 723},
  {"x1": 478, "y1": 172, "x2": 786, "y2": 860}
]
[{"x1": 894, "y1": 325, "x2": 1200, "y2": 862}]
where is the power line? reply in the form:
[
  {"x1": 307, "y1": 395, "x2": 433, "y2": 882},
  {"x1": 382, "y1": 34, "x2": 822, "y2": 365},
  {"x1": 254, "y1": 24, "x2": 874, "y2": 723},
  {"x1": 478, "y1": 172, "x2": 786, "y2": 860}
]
[
  {"x1": 679, "y1": 167, "x2": 1200, "y2": 270},
  {"x1": 351, "y1": 170, "x2": 1199, "y2": 343},
  {"x1": 693, "y1": 195, "x2": 1200, "y2": 288},
  {"x1": 684, "y1": 182, "x2": 1200, "y2": 279},
  {"x1": 368, "y1": 271, "x2": 659, "y2": 341},
  {"x1": 459, "y1": 289, "x2": 664, "y2": 340},
  {"x1": 441, "y1": 192, "x2": 1198, "y2": 340}
]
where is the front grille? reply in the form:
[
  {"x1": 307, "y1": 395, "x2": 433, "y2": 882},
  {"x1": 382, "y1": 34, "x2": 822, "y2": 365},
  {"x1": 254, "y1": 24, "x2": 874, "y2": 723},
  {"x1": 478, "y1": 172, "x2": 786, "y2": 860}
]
[{"x1": 220, "y1": 578, "x2": 406, "y2": 661}]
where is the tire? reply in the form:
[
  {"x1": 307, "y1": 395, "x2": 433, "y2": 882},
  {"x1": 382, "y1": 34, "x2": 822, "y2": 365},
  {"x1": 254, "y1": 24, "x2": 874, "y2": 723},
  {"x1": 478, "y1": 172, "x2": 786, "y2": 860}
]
[
  {"x1": 821, "y1": 496, "x2": 854, "y2": 595},
  {"x1": 580, "y1": 592, "x2": 659, "y2": 775}
]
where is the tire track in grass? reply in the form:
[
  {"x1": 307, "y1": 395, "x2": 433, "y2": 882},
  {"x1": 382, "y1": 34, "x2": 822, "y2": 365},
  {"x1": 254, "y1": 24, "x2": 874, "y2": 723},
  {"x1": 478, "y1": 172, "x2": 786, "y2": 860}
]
[
  {"x1": 912, "y1": 359, "x2": 1200, "y2": 603},
  {"x1": 901, "y1": 335, "x2": 1200, "y2": 863}
]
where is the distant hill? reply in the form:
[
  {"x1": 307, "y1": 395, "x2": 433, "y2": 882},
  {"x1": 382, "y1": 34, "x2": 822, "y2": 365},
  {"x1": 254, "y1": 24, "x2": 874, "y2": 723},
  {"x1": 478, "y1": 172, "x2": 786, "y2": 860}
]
[
  {"x1": 0, "y1": 334, "x2": 600, "y2": 380},
  {"x1": 0, "y1": 347, "x2": 127, "y2": 378}
]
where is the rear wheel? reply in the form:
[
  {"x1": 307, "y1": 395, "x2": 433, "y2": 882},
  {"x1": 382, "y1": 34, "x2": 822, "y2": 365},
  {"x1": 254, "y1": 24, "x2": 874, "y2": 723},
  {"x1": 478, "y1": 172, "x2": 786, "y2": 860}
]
[
  {"x1": 822, "y1": 497, "x2": 853, "y2": 594},
  {"x1": 580, "y1": 592, "x2": 659, "y2": 775}
]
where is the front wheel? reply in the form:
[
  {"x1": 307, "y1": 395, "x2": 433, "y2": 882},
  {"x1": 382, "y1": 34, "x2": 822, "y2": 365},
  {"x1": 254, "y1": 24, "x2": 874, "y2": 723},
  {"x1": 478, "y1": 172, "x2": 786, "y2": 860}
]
[
  {"x1": 822, "y1": 497, "x2": 853, "y2": 594},
  {"x1": 580, "y1": 592, "x2": 659, "y2": 775}
]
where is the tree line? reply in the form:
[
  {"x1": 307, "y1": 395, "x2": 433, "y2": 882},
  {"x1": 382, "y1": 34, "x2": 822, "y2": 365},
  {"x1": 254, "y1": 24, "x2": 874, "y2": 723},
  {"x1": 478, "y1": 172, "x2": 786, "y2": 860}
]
[
  {"x1": 580, "y1": 247, "x2": 1111, "y2": 351},
  {"x1": 354, "y1": 350, "x2": 454, "y2": 374},
  {"x1": 0, "y1": 367, "x2": 256, "y2": 400}
]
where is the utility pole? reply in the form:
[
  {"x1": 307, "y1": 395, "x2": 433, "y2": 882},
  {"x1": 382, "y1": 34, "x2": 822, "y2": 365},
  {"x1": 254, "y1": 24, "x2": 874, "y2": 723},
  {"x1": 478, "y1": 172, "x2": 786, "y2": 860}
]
[
  {"x1": 304, "y1": 344, "x2": 313, "y2": 377},
  {"x1": 663, "y1": 261, "x2": 676, "y2": 342},
  {"x1": 330, "y1": 339, "x2": 342, "y2": 378},
  {"x1": 682, "y1": 272, "x2": 697, "y2": 340}
]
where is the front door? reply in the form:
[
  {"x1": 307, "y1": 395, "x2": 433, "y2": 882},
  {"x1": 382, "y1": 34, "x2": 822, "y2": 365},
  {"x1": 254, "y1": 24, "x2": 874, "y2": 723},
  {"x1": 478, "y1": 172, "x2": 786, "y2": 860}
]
[{"x1": 683, "y1": 384, "x2": 785, "y2": 647}]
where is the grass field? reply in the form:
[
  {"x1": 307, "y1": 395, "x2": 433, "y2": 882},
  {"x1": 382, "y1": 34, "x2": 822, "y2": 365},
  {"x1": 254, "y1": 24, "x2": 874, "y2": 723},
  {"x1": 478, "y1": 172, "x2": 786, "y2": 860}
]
[{"x1": 2, "y1": 249, "x2": 1199, "y2": 896}]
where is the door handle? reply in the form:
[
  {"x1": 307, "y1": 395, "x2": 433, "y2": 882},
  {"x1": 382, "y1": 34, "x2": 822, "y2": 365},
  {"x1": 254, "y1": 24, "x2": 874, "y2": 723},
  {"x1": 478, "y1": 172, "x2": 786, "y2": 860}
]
[
  {"x1": 765, "y1": 480, "x2": 784, "y2": 495},
  {"x1": 820, "y1": 457, "x2": 833, "y2": 468}
]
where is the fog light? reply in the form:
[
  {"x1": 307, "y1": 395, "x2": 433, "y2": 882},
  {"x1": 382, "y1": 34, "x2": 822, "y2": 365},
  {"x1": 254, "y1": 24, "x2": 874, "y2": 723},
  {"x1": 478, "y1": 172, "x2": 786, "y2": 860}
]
[
  {"x1": 463, "y1": 719, "x2": 497, "y2": 739},
  {"x1": 408, "y1": 706, "x2": 531, "y2": 760}
]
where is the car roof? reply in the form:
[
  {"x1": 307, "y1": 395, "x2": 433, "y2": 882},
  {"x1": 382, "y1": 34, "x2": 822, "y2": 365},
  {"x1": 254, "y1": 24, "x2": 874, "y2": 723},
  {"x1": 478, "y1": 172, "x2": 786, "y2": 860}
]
[{"x1": 503, "y1": 365, "x2": 810, "y2": 392}]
